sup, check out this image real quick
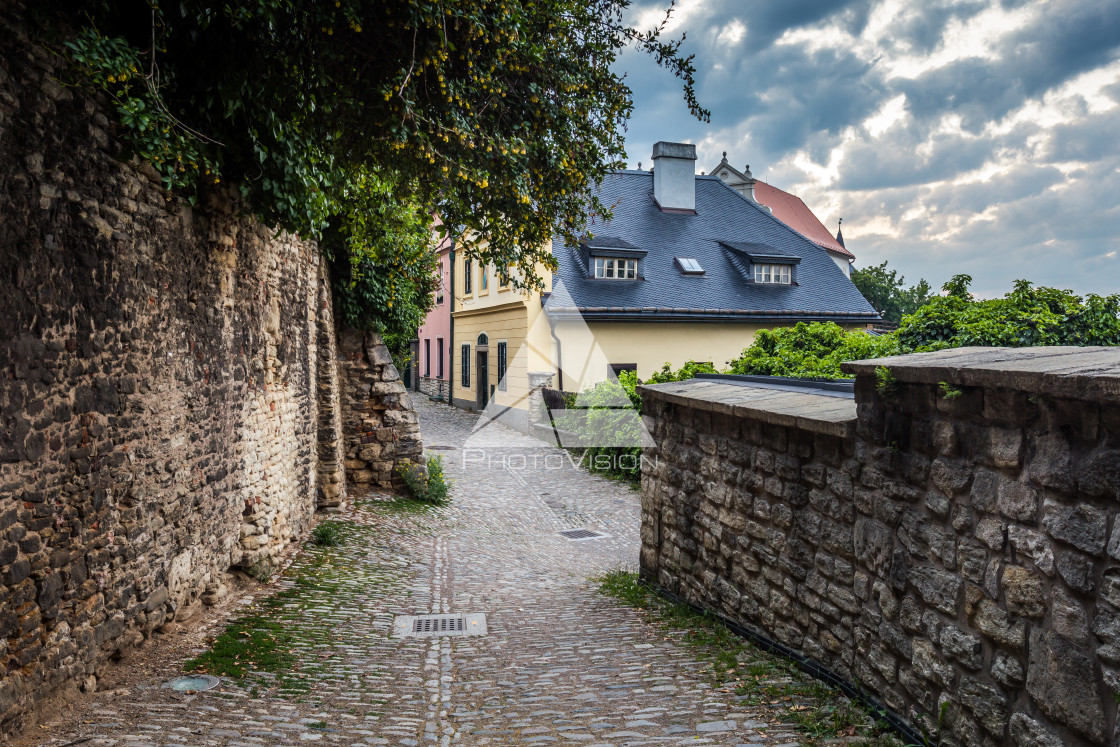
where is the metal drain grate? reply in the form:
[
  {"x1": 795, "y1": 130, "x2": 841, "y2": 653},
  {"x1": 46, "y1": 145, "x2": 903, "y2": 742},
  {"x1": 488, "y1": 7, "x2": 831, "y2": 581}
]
[
  {"x1": 415, "y1": 615, "x2": 465, "y2": 634},
  {"x1": 559, "y1": 528, "x2": 608, "y2": 541},
  {"x1": 393, "y1": 613, "x2": 487, "y2": 638},
  {"x1": 427, "y1": 445, "x2": 457, "y2": 451}
]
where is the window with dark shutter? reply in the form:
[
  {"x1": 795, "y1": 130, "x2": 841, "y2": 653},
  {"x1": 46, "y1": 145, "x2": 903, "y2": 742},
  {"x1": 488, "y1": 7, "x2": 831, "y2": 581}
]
[
  {"x1": 461, "y1": 344, "x2": 470, "y2": 387},
  {"x1": 424, "y1": 339, "x2": 431, "y2": 377}
]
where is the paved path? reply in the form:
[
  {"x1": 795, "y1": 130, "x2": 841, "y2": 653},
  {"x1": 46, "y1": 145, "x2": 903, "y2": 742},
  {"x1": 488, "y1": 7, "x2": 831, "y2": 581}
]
[{"x1": 36, "y1": 398, "x2": 807, "y2": 746}]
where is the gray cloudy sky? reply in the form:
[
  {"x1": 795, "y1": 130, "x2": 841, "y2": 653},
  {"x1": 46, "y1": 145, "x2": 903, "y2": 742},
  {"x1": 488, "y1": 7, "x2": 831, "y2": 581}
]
[{"x1": 616, "y1": 0, "x2": 1120, "y2": 297}]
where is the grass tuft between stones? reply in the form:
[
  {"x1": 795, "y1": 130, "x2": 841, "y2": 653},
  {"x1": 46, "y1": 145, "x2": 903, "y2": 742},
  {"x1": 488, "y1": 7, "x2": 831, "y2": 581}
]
[
  {"x1": 597, "y1": 570, "x2": 907, "y2": 746},
  {"x1": 182, "y1": 512, "x2": 402, "y2": 698}
]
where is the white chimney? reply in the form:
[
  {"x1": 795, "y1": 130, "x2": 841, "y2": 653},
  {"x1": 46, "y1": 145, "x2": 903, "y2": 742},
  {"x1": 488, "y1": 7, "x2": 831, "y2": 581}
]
[{"x1": 652, "y1": 141, "x2": 697, "y2": 212}]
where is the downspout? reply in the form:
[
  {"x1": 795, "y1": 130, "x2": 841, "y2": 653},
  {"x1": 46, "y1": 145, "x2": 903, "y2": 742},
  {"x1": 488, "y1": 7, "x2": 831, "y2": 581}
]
[
  {"x1": 542, "y1": 296, "x2": 564, "y2": 392},
  {"x1": 448, "y1": 237, "x2": 455, "y2": 405}
]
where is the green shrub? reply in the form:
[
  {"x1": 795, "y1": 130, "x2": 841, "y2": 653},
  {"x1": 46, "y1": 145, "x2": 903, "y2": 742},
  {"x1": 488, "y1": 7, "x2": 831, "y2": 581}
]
[
  {"x1": 728, "y1": 322, "x2": 900, "y2": 380},
  {"x1": 398, "y1": 455, "x2": 450, "y2": 504},
  {"x1": 312, "y1": 521, "x2": 343, "y2": 547}
]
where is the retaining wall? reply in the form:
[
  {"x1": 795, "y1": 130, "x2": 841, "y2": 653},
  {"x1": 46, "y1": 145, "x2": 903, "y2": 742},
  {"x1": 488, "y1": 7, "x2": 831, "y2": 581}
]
[
  {"x1": 640, "y1": 347, "x2": 1120, "y2": 746},
  {"x1": 0, "y1": 11, "x2": 347, "y2": 731}
]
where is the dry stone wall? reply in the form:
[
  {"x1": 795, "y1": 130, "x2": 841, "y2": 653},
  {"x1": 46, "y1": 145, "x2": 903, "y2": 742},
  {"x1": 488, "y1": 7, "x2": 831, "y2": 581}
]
[
  {"x1": 640, "y1": 347, "x2": 1120, "y2": 746},
  {"x1": 0, "y1": 11, "x2": 345, "y2": 731},
  {"x1": 338, "y1": 329, "x2": 425, "y2": 490}
]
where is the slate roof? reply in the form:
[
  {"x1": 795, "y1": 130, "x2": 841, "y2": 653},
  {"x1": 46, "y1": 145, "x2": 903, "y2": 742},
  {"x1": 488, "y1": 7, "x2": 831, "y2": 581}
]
[
  {"x1": 752, "y1": 181, "x2": 854, "y2": 259},
  {"x1": 545, "y1": 171, "x2": 878, "y2": 323}
]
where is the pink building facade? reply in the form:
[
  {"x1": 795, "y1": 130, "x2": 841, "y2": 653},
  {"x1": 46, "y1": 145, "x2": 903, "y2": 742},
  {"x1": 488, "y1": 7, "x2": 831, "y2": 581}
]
[{"x1": 416, "y1": 229, "x2": 453, "y2": 401}]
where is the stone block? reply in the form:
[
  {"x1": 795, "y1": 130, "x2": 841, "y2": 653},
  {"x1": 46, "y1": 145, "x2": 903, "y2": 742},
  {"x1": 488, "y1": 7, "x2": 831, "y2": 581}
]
[
  {"x1": 940, "y1": 624, "x2": 983, "y2": 670},
  {"x1": 1025, "y1": 629, "x2": 1105, "y2": 742},
  {"x1": 971, "y1": 598, "x2": 1025, "y2": 651},
  {"x1": 997, "y1": 480, "x2": 1038, "y2": 522},
  {"x1": 1008, "y1": 713, "x2": 1063, "y2": 747},
  {"x1": 991, "y1": 651, "x2": 1024, "y2": 688},
  {"x1": 1042, "y1": 500, "x2": 1107, "y2": 556},
  {"x1": 930, "y1": 458, "x2": 970, "y2": 495},
  {"x1": 1075, "y1": 447, "x2": 1120, "y2": 498},
  {"x1": 1055, "y1": 550, "x2": 1094, "y2": 594},
  {"x1": 958, "y1": 674, "x2": 1007, "y2": 736},
  {"x1": 908, "y1": 566, "x2": 962, "y2": 616},
  {"x1": 1001, "y1": 565, "x2": 1046, "y2": 618}
]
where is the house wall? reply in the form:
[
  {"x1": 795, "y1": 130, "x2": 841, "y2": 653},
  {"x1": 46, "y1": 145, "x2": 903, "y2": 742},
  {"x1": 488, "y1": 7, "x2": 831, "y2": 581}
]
[
  {"x1": 551, "y1": 321, "x2": 772, "y2": 391},
  {"x1": 452, "y1": 302, "x2": 531, "y2": 413},
  {"x1": 639, "y1": 347, "x2": 1120, "y2": 746},
  {"x1": 450, "y1": 245, "x2": 554, "y2": 422},
  {"x1": 417, "y1": 236, "x2": 452, "y2": 397}
]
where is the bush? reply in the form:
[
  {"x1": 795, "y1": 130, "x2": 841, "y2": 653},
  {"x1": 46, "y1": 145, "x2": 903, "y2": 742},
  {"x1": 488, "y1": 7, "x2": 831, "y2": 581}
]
[
  {"x1": 728, "y1": 322, "x2": 899, "y2": 379},
  {"x1": 556, "y1": 362, "x2": 716, "y2": 485},
  {"x1": 312, "y1": 521, "x2": 343, "y2": 547},
  {"x1": 398, "y1": 455, "x2": 450, "y2": 505}
]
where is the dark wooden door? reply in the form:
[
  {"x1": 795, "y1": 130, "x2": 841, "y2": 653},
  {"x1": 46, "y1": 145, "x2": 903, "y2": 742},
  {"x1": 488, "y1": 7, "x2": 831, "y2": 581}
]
[{"x1": 476, "y1": 351, "x2": 488, "y2": 408}]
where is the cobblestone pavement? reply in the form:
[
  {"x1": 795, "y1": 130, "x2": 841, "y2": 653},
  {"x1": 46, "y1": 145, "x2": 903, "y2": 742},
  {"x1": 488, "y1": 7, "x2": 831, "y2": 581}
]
[{"x1": 36, "y1": 398, "x2": 810, "y2": 746}]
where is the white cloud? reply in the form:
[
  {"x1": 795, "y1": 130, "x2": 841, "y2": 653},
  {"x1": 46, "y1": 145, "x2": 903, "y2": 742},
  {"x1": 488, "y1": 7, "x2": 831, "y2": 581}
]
[
  {"x1": 715, "y1": 19, "x2": 746, "y2": 47},
  {"x1": 864, "y1": 94, "x2": 908, "y2": 137}
]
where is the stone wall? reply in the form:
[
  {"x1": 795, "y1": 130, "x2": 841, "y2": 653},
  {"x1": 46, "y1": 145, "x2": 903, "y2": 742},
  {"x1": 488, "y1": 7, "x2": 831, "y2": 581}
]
[
  {"x1": 338, "y1": 329, "x2": 425, "y2": 490},
  {"x1": 0, "y1": 11, "x2": 344, "y2": 731},
  {"x1": 640, "y1": 347, "x2": 1120, "y2": 746}
]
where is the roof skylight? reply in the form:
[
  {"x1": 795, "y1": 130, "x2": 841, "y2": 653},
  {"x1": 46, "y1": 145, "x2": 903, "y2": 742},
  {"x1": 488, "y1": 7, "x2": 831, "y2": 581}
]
[{"x1": 676, "y1": 257, "x2": 704, "y2": 275}]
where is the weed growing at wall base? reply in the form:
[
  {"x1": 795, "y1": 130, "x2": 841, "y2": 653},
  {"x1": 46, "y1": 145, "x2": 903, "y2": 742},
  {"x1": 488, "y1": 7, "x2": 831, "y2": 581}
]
[
  {"x1": 398, "y1": 455, "x2": 450, "y2": 505},
  {"x1": 596, "y1": 570, "x2": 905, "y2": 746}
]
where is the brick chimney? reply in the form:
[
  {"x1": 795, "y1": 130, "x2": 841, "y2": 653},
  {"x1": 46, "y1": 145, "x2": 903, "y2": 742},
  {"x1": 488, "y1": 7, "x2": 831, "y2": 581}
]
[{"x1": 651, "y1": 141, "x2": 697, "y2": 212}]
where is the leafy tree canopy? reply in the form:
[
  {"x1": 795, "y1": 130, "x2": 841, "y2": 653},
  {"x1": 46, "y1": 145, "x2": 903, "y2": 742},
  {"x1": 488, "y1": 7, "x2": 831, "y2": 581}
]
[
  {"x1": 58, "y1": 0, "x2": 707, "y2": 294},
  {"x1": 850, "y1": 260, "x2": 934, "y2": 324}
]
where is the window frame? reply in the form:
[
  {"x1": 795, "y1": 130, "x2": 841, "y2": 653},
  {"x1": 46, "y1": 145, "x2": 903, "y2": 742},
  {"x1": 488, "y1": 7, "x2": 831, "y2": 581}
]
[
  {"x1": 424, "y1": 339, "x2": 431, "y2": 377},
  {"x1": 436, "y1": 338, "x2": 444, "y2": 378},
  {"x1": 461, "y1": 344, "x2": 470, "y2": 387},
  {"x1": 463, "y1": 258, "x2": 473, "y2": 295},
  {"x1": 752, "y1": 263, "x2": 793, "y2": 285},
  {"x1": 593, "y1": 257, "x2": 638, "y2": 280}
]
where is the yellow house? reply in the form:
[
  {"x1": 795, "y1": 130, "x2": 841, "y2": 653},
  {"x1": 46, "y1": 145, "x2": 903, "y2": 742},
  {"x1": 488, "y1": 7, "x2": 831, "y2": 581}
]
[
  {"x1": 450, "y1": 141, "x2": 878, "y2": 429},
  {"x1": 450, "y1": 253, "x2": 556, "y2": 428}
]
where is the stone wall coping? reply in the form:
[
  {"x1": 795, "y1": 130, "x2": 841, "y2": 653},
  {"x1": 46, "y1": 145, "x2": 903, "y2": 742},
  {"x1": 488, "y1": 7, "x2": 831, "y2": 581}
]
[
  {"x1": 841, "y1": 345, "x2": 1120, "y2": 402},
  {"x1": 639, "y1": 380, "x2": 856, "y2": 438}
]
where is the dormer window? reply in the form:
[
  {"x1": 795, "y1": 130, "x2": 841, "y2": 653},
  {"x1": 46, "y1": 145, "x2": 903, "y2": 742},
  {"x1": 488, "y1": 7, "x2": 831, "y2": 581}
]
[
  {"x1": 754, "y1": 264, "x2": 791, "y2": 284},
  {"x1": 580, "y1": 236, "x2": 645, "y2": 281},
  {"x1": 594, "y1": 257, "x2": 637, "y2": 280},
  {"x1": 718, "y1": 241, "x2": 801, "y2": 286}
]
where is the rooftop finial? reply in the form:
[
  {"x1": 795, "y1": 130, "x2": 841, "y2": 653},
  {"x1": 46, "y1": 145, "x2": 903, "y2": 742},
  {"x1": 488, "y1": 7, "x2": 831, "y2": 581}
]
[
  {"x1": 722, "y1": 151, "x2": 727, "y2": 160},
  {"x1": 638, "y1": 162, "x2": 642, "y2": 170}
]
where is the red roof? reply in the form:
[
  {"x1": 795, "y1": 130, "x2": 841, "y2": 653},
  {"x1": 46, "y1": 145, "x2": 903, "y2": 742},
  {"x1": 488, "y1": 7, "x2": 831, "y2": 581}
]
[{"x1": 753, "y1": 181, "x2": 854, "y2": 260}]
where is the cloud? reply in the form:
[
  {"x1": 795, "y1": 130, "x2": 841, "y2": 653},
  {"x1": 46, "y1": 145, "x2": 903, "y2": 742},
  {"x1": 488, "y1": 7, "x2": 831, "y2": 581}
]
[{"x1": 616, "y1": 0, "x2": 1120, "y2": 296}]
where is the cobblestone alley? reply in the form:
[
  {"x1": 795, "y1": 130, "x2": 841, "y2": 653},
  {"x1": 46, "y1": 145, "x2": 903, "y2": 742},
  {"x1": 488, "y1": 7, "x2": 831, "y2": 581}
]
[{"x1": 32, "y1": 399, "x2": 821, "y2": 747}]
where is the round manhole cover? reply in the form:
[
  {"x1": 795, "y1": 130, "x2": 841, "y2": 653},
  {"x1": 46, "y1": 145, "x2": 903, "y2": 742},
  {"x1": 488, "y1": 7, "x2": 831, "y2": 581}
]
[{"x1": 162, "y1": 674, "x2": 220, "y2": 692}]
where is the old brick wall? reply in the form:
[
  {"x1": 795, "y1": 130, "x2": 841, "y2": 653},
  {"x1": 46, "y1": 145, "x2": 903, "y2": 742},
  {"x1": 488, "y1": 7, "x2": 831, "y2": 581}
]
[
  {"x1": 338, "y1": 329, "x2": 425, "y2": 490},
  {"x1": 0, "y1": 10, "x2": 344, "y2": 731},
  {"x1": 640, "y1": 348, "x2": 1120, "y2": 746}
]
